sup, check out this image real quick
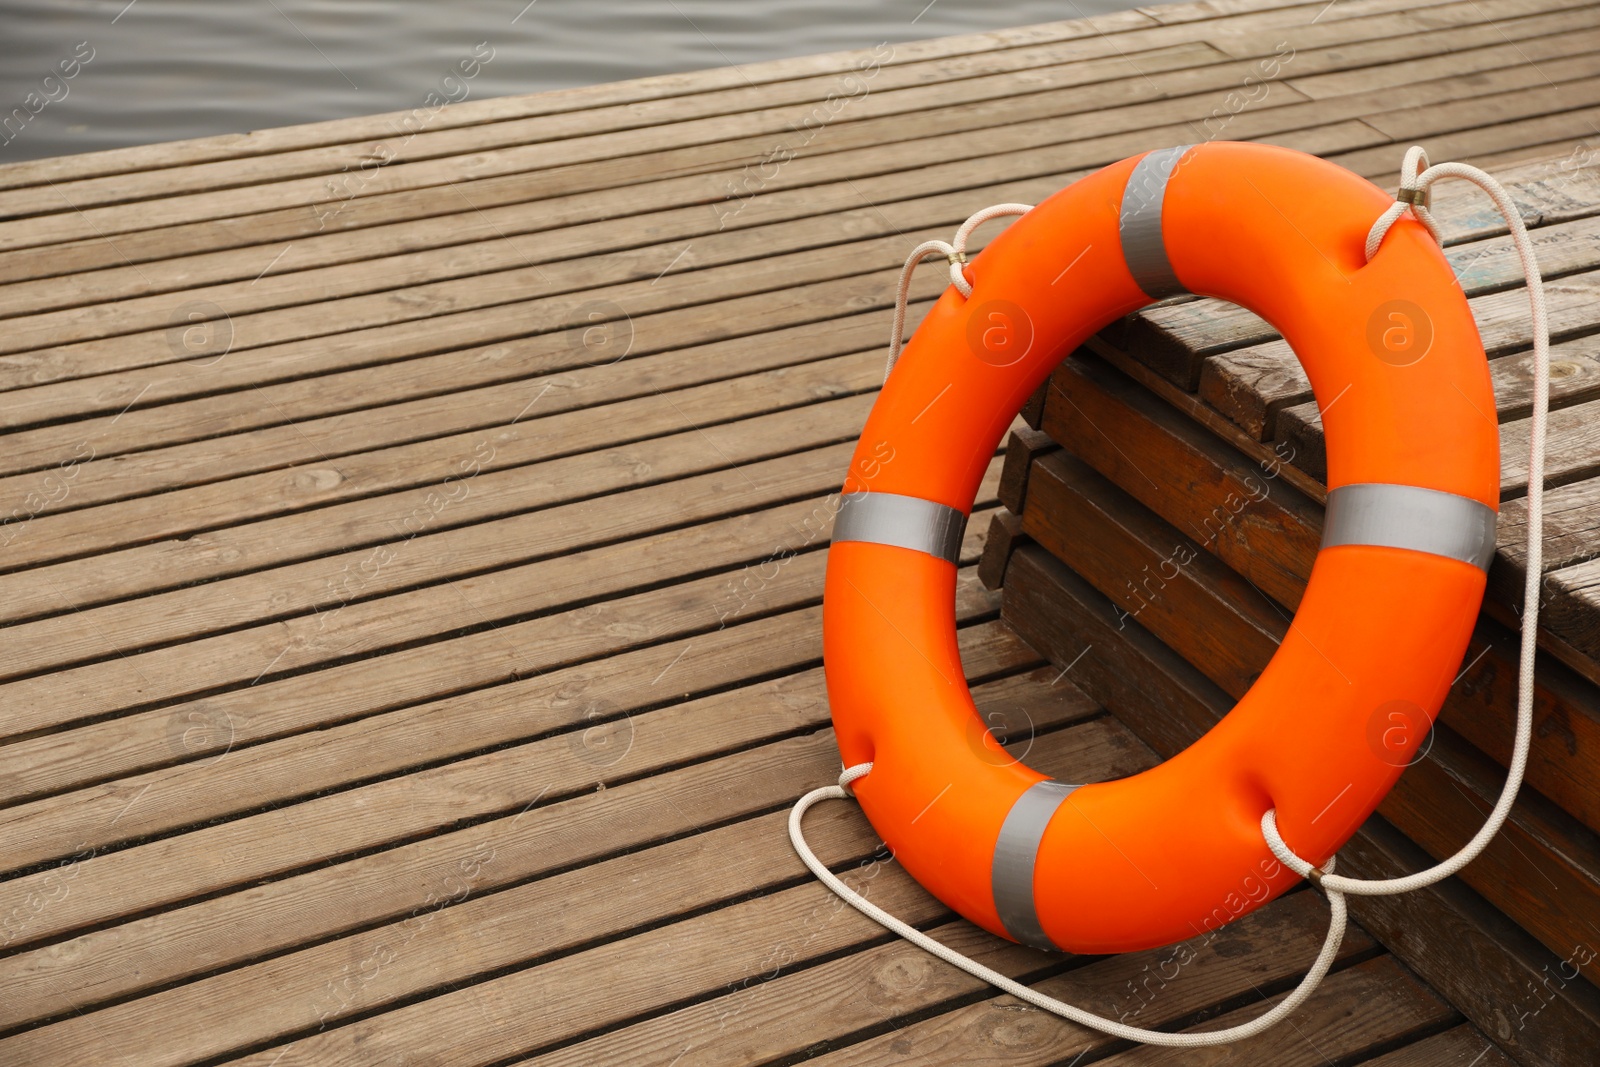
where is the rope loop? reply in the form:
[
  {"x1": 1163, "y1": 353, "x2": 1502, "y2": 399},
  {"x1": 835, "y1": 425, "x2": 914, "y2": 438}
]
[
  {"x1": 884, "y1": 203, "x2": 1033, "y2": 381},
  {"x1": 797, "y1": 146, "x2": 1549, "y2": 1048},
  {"x1": 1365, "y1": 145, "x2": 1442, "y2": 257}
]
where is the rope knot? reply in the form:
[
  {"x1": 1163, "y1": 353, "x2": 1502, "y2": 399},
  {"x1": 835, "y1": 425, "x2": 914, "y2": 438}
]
[{"x1": 883, "y1": 203, "x2": 1033, "y2": 379}]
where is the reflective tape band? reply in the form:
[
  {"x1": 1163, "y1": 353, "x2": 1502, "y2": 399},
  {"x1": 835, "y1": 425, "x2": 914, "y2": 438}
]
[
  {"x1": 1118, "y1": 145, "x2": 1192, "y2": 300},
  {"x1": 992, "y1": 779, "x2": 1079, "y2": 951},
  {"x1": 832, "y1": 492, "x2": 967, "y2": 565},
  {"x1": 1322, "y1": 483, "x2": 1498, "y2": 571}
]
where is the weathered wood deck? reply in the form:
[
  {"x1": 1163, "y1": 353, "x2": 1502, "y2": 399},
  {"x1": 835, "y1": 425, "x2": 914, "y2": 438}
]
[{"x1": 0, "y1": 0, "x2": 1596, "y2": 1062}]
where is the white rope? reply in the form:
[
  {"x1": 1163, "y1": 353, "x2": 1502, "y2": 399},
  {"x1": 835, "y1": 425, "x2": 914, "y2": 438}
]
[
  {"x1": 884, "y1": 203, "x2": 1032, "y2": 381},
  {"x1": 796, "y1": 148, "x2": 1548, "y2": 1046},
  {"x1": 790, "y1": 764, "x2": 1348, "y2": 1046}
]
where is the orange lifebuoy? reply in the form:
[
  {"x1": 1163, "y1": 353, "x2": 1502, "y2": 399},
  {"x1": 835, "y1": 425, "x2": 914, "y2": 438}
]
[{"x1": 823, "y1": 142, "x2": 1499, "y2": 954}]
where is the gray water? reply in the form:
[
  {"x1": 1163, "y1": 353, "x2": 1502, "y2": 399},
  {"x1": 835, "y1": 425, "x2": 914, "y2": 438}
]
[{"x1": 0, "y1": 0, "x2": 1136, "y2": 163}]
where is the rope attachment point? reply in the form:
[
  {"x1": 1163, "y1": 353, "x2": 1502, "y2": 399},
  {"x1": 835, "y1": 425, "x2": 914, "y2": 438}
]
[{"x1": 884, "y1": 203, "x2": 1032, "y2": 381}]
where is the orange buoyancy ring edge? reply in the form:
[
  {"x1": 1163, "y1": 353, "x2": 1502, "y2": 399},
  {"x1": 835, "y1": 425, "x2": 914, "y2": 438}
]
[{"x1": 822, "y1": 141, "x2": 1499, "y2": 954}]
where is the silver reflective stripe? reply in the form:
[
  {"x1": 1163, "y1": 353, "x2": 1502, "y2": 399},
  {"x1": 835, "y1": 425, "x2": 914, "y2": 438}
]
[
  {"x1": 1322, "y1": 483, "x2": 1498, "y2": 571},
  {"x1": 1118, "y1": 145, "x2": 1192, "y2": 300},
  {"x1": 832, "y1": 492, "x2": 966, "y2": 565},
  {"x1": 992, "y1": 779, "x2": 1079, "y2": 951}
]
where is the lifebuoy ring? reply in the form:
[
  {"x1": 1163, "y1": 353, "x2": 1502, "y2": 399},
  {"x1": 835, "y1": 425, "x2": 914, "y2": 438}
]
[{"x1": 823, "y1": 141, "x2": 1499, "y2": 954}]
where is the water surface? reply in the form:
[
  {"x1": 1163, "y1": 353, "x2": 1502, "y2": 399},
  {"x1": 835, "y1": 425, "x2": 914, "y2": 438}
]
[{"x1": 0, "y1": 0, "x2": 1138, "y2": 162}]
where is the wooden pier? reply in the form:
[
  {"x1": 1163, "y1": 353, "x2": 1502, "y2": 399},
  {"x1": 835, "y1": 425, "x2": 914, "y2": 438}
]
[{"x1": 0, "y1": 0, "x2": 1596, "y2": 1062}]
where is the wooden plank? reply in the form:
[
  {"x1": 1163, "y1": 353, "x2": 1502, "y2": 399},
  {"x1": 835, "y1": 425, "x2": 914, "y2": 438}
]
[
  {"x1": 0, "y1": 291, "x2": 911, "y2": 472},
  {"x1": 0, "y1": 556, "x2": 985, "y2": 812},
  {"x1": 1338, "y1": 816, "x2": 1600, "y2": 1067},
  {"x1": 0, "y1": 380, "x2": 878, "y2": 625},
  {"x1": 1001, "y1": 543, "x2": 1600, "y2": 1065},
  {"x1": 0, "y1": 271, "x2": 917, "y2": 457},
  {"x1": 1086, "y1": 329, "x2": 1333, "y2": 504},
  {"x1": 1205, "y1": 334, "x2": 1600, "y2": 443},
  {"x1": 0, "y1": 219, "x2": 943, "y2": 380},
  {"x1": 1496, "y1": 475, "x2": 1600, "y2": 593},
  {"x1": 0, "y1": 343, "x2": 893, "y2": 563},
  {"x1": 1277, "y1": 375, "x2": 1600, "y2": 499},
  {"x1": 1285, "y1": 8, "x2": 1600, "y2": 98},
  {"x1": 1382, "y1": 723, "x2": 1600, "y2": 985},
  {"x1": 1541, "y1": 558, "x2": 1600, "y2": 680},
  {"x1": 1134, "y1": 208, "x2": 1600, "y2": 394},
  {"x1": 0, "y1": 440, "x2": 875, "y2": 689},
  {"x1": 979, "y1": 509, "x2": 1028, "y2": 591},
  {"x1": 1447, "y1": 613, "x2": 1600, "y2": 833},
  {"x1": 1020, "y1": 378, "x2": 1050, "y2": 428},
  {"x1": 1331, "y1": 104, "x2": 1600, "y2": 181},
  {"x1": 1092, "y1": 958, "x2": 1453, "y2": 1064},
  {"x1": 1362, "y1": 1026, "x2": 1517, "y2": 1067},
  {"x1": 0, "y1": 261, "x2": 934, "y2": 513},
  {"x1": 998, "y1": 426, "x2": 1059, "y2": 513}
]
